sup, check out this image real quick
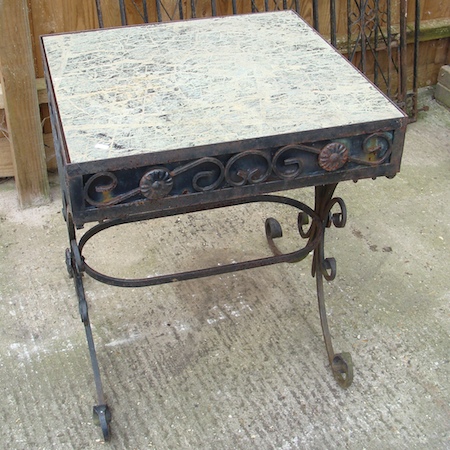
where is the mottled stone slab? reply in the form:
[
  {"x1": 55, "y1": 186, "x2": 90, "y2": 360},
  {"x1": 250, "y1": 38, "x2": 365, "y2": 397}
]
[{"x1": 42, "y1": 11, "x2": 404, "y2": 164}]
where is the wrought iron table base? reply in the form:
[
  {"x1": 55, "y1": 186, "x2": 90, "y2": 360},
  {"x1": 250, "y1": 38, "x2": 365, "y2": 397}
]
[{"x1": 65, "y1": 183, "x2": 353, "y2": 441}]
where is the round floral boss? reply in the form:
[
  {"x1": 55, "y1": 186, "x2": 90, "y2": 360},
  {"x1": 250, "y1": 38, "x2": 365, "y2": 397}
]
[{"x1": 318, "y1": 142, "x2": 349, "y2": 172}]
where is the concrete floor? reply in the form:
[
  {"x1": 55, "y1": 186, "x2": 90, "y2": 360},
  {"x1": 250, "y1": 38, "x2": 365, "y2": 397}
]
[{"x1": 0, "y1": 87, "x2": 449, "y2": 449}]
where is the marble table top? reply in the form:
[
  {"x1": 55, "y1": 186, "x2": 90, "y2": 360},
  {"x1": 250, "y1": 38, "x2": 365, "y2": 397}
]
[{"x1": 42, "y1": 11, "x2": 405, "y2": 164}]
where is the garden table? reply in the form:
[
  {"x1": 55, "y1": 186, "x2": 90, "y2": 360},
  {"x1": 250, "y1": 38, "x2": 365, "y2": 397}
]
[{"x1": 41, "y1": 10, "x2": 407, "y2": 440}]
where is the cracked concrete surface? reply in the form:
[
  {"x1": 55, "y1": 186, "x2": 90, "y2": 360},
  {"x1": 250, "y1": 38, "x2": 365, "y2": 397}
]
[{"x1": 0, "y1": 88, "x2": 449, "y2": 449}]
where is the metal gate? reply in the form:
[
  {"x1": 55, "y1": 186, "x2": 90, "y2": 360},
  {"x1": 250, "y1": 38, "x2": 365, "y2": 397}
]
[
  {"x1": 95, "y1": 0, "x2": 420, "y2": 118},
  {"x1": 342, "y1": 0, "x2": 421, "y2": 119}
]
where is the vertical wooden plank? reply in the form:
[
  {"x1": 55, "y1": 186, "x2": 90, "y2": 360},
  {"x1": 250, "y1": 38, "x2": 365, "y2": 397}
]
[
  {"x1": 0, "y1": 137, "x2": 14, "y2": 178},
  {"x1": 0, "y1": 0, "x2": 49, "y2": 206},
  {"x1": 421, "y1": 0, "x2": 450, "y2": 21},
  {"x1": 29, "y1": 0, "x2": 99, "y2": 77}
]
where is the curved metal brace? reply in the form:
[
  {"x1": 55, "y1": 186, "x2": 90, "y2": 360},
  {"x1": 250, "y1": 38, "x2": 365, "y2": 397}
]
[
  {"x1": 65, "y1": 213, "x2": 110, "y2": 439},
  {"x1": 313, "y1": 184, "x2": 353, "y2": 388},
  {"x1": 265, "y1": 217, "x2": 283, "y2": 256},
  {"x1": 77, "y1": 195, "x2": 324, "y2": 288},
  {"x1": 265, "y1": 210, "x2": 315, "y2": 263},
  {"x1": 315, "y1": 250, "x2": 354, "y2": 388},
  {"x1": 321, "y1": 257, "x2": 336, "y2": 281},
  {"x1": 328, "y1": 197, "x2": 347, "y2": 228},
  {"x1": 321, "y1": 196, "x2": 347, "y2": 229},
  {"x1": 298, "y1": 212, "x2": 312, "y2": 239}
]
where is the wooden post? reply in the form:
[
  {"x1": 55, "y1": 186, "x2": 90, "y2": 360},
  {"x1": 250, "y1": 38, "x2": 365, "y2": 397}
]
[{"x1": 0, "y1": 0, "x2": 49, "y2": 207}]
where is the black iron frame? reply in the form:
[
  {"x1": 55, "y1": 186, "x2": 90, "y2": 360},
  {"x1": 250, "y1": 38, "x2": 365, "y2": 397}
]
[
  {"x1": 65, "y1": 184, "x2": 354, "y2": 441},
  {"x1": 42, "y1": 8, "x2": 408, "y2": 441},
  {"x1": 48, "y1": 108, "x2": 406, "y2": 442}
]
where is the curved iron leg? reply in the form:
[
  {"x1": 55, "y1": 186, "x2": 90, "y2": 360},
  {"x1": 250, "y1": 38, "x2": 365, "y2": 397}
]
[
  {"x1": 315, "y1": 242, "x2": 353, "y2": 388},
  {"x1": 66, "y1": 216, "x2": 112, "y2": 441},
  {"x1": 313, "y1": 185, "x2": 353, "y2": 388}
]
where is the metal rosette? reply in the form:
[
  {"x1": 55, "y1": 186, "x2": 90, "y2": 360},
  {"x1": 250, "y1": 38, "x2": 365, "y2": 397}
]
[{"x1": 139, "y1": 167, "x2": 173, "y2": 199}]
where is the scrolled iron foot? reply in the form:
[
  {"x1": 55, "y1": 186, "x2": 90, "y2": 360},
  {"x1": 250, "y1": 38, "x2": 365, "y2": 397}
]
[
  {"x1": 331, "y1": 352, "x2": 353, "y2": 388},
  {"x1": 93, "y1": 404, "x2": 112, "y2": 442}
]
